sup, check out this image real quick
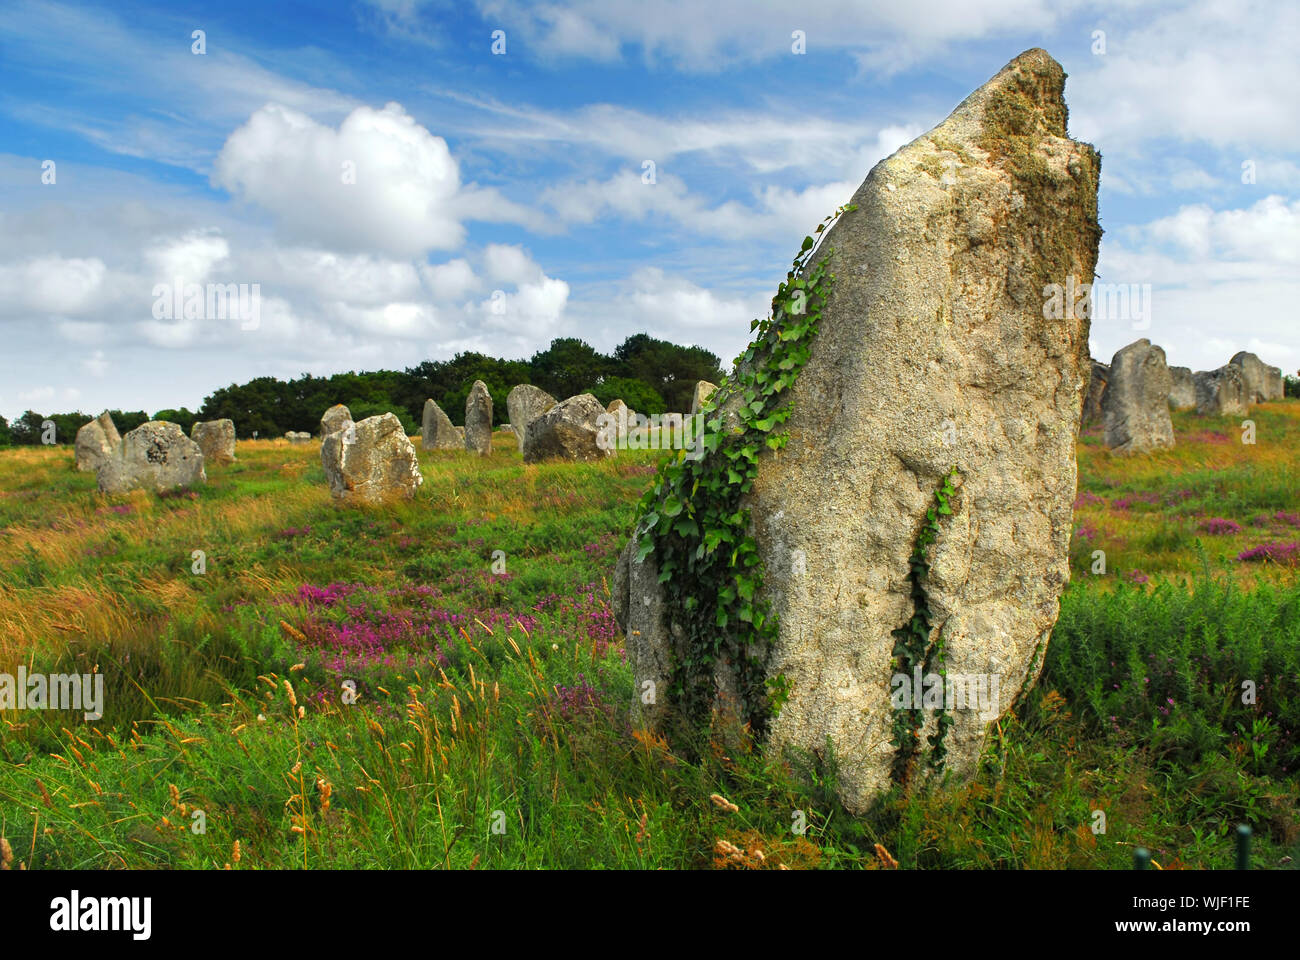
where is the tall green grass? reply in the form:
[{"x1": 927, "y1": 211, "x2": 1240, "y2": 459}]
[{"x1": 2, "y1": 420, "x2": 1300, "y2": 870}]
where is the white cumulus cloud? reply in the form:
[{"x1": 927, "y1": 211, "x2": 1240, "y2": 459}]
[{"x1": 213, "y1": 102, "x2": 467, "y2": 258}]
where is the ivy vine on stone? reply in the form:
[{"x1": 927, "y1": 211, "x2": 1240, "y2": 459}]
[
  {"x1": 633, "y1": 204, "x2": 856, "y2": 739},
  {"x1": 889, "y1": 466, "x2": 962, "y2": 784}
]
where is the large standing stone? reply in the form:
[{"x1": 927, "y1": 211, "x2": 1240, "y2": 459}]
[
  {"x1": 522, "y1": 394, "x2": 614, "y2": 463},
  {"x1": 421, "y1": 399, "x2": 459, "y2": 450},
  {"x1": 690, "y1": 381, "x2": 717, "y2": 416},
  {"x1": 1080, "y1": 360, "x2": 1108, "y2": 425},
  {"x1": 614, "y1": 49, "x2": 1101, "y2": 812},
  {"x1": 191, "y1": 419, "x2": 236, "y2": 464},
  {"x1": 320, "y1": 413, "x2": 422, "y2": 505},
  {"x1": 1102, "y1": 340, "x2": 1175, "y2": 453},
  {"x1": 1230, "y1": 351, "x2": 1283, "y2": 403},
  {"x1": 75, "y1": 411, "x2": 121, "y2": 473},
  {"x1": 1194, "y1": 365, "x2": 1249, "y2": 417},
  {"x1": 465, "y1": 381, "x2": 493, "y2": 456},
  {"x1": 320, "y1": 404, "x2": 352, "y2": 439},
  {"x1": 1168, "y1": 366, "x2": 1196, "y2": 409},
  {"x1": 98, "y1": 421, "x2": 206, "y2": 494},
  {"x1": 506, "y1": 385, "x2": 557, "y2": 448}
]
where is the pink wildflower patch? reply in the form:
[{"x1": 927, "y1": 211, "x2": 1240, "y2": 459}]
[
  {"x1": 1238, "y1": 542, "x2": 1300, "y2": 565},
  {"x1": 1199, "y1": 518, "x2": 1242, "y2": 535}
]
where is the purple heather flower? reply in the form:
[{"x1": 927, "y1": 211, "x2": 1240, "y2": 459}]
[
  {"x1": 1200, "y1": 517, "x2": 1243, "y2": 535},
  {"x1": 1238, "y1": 542, "x2": 1300, "y2": 564}
]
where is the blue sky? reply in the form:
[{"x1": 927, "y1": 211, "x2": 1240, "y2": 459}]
[{"x1": 1, "y1": 0, "x2": 1296, "y2": 418}]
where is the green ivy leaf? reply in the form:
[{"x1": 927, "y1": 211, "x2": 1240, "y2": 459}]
[{"x1": 673, "y1": 516, "x2": 700, "y2": 538}]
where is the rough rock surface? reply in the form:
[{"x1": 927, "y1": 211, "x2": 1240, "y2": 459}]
[
  {"x1": 465, "y1": 381, "x2": 493, "y2": 456},
  {"x1": 75, "y1": 411, "x2": 121, "y2": 473},
  {"x1": 613, "y1": 48, "x2": 1101, "y2": 813},
  {"x1": 522, "y1": 394, "x2": 614, "y2": 463},
  {"x1": 1081, "y1": 360, "x2": 1108, "y2": 425},
  {"x1": 690, "y1": 381, "x2": 717, "y2": 416},
  {"x1": 1194, "y1": 365, "x2": 1249, "y2": 417},
  {"x1": 421, "y1": 399, "x2": 459, "y2": 450},
  {"x1": 506, "y1": 385, "x2": 557, "y2": 447},
  {"x1": 1230, "y1": 351, "x2": 1283, "y2": 403},
  {"x1": 285, "y1": 431, "x2": 312, "y2": 444},
  {"x1": 1168, "y1": 366, "x2": 1196, "y2": 409},
  {"x1": 320, "y1": 413, "x2": 422, "y2": 504},
  {"x1": 320, "y1": 404, "x2": 352, "y2": 438},
  {"x1": 1102, "y1": 340, "x2": 1175, "y2": 453},
  {"x1": 98, "y1": 421, "x2": 207, "y2": 494},
  {"x1": 191, "y1": 419, "x2": 236, "y2": 464},
  {"x1": 1266, "y1": 367, "x2": 1286, "y2": 401}
]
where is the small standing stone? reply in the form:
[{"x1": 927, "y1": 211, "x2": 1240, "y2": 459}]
[
  {"x1": 421, "y1": 399, "x2": 459, "y2": 450},
  {"x1": 75, "y1": 411, "x2": 121, "y2": 473},
  {"x1": 1230, "y1": 352, "x2": 1284, "y2": 403},
  {"x1": 465, "y1": 381, "x2": 493, "y2": 456},
  {"x1": 1167, "y1": 366, "x2": 1196, "y2": 410},
  {"x1": 522, "y1": 394, "x2": 614, "y2": 463},
  {"x1": 191, "y1": 419, "x2": 237, "y2": 464},
  {"x1": 1194, "y1": 365, "x2": 1249, "y2": 417},
  {"x1": 690, "y1": 381, "x2": 717, "y2": 416},
  {"x1": 320, "y1": 404, "x2": 352, "y2": 439},
  {"x1": 98, "y1": 421, "x2": 206, "y2": 494},
  {"x1": 320, "y1": 413, "x2": 422, "y2": 505},
  {"x1": 1102, "y1": 339, "x2": 1175, "y2": 453},
  {"x1": 506, "y1": 384, "x2": 558, "y2": 448}
]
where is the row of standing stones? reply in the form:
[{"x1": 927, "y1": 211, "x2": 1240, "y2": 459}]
[
  {"x1": 69, "y1": 372, "x2": 721, "y2": 504},
  {"x1": 322, "y1": 376, "x2": 720, "y2": 505},
  {"x1": 1086, "y1": 340, "x2": 1286, "y2": 453}
]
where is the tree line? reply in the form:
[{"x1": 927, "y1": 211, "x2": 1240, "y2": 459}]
[{"x1": 0, "y1": 334, "x2": 726, "y2": 443}]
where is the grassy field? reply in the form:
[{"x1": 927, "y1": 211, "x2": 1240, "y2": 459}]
[{"x1": 1, "y1": 404, "x2": 1298, "y2": 870}]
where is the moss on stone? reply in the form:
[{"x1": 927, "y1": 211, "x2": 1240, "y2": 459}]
[
  {"x1": 976, "y1": 59, "x2": 1103, "y2": 301},
  {"x1": 928, "y1": 135, "x2": 976, "y2": 165}
]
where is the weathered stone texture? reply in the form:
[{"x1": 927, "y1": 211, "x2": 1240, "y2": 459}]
[
  {"x1": 75, "y1": 411, "x2": 121, "y2": 473},
  {"x1": 465, "y1": 381, "x2": 493, "y2": 456},
  {"x1": 522, "y1": 394, "x2": 614, "y2": 464},
  {"x1": 506, "y1": 385, "x2": 557, "y2": 448},
  {"x1": 191, "y1": 419, "x2": 236, "y2": 464},
  {"x1": 421, "y1": 399, "x2": 459, "y2": 450},
  {"x1": 321, "y1": 413, "x2": 422, "y2": 505},
  {"x1": 1102, "y1": 339, "x2": 1175, "y2": 453},
  {"x1": 615, "y1": 48, "x2": 1102, "y2": 811},
  {"x1": 98, "y1": 421, "x2": 206, "y2": 494}
]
